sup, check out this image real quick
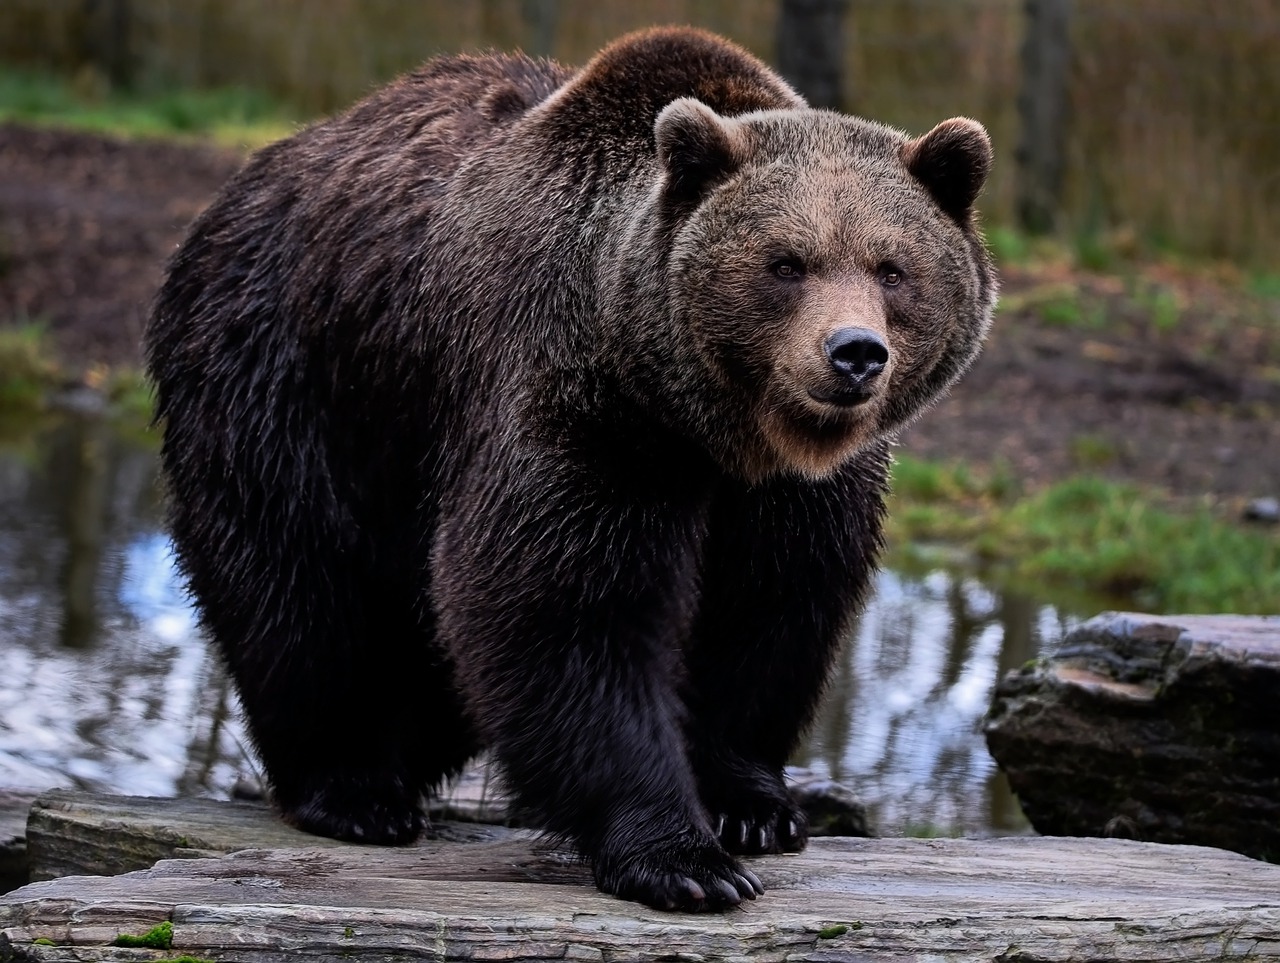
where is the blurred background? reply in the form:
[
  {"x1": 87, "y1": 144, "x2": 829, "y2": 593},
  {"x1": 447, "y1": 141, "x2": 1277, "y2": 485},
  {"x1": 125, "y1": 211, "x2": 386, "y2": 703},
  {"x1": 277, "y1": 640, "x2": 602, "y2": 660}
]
[
  {"x1": 0, "y1": 0, "x2": 1276, "y2": 848},
  {"x1": 3, "y1": 0, "x2": 1278, "y2": 263}
]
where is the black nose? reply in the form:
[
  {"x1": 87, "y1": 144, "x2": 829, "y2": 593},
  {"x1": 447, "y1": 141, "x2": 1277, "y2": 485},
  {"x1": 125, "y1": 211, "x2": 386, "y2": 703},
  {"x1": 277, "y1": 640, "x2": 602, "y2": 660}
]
[{"x1": 824, "y1": 327, "x2": 889, "y2": 383}]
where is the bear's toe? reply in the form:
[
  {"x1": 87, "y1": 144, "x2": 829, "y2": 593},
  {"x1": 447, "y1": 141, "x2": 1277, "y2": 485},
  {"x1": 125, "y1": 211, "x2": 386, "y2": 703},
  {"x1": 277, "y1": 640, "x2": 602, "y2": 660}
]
[{"x1": 715, "y1": 802, "x2": 808, "y2": 856}]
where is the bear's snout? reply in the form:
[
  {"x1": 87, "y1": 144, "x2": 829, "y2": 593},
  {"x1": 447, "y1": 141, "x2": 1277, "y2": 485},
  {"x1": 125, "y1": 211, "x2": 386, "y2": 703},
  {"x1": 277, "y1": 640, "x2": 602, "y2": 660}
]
[{"x1": 815, "y1": 327, "x2": 889, "y2": 405}]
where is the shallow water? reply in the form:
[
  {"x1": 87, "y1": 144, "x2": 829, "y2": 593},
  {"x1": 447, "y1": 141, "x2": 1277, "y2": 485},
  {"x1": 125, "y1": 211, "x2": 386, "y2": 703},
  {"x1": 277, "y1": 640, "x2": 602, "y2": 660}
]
[{"x1": 0, "y1": 410, "x2": 1082, "y2": 835}]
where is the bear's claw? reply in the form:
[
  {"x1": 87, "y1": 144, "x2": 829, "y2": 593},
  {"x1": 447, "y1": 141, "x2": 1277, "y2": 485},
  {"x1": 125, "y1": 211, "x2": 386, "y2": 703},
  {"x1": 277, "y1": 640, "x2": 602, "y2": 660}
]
[
  {"x1": 595, "y1": 839, "x2": 763, "y2": 912},
  {"x1": 714, "y1": 802, "x2": 808, "y2": 856}
]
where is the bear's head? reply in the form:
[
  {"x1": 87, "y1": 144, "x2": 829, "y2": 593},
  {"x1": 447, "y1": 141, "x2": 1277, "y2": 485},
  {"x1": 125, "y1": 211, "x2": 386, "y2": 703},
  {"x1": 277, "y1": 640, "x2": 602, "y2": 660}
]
[{"x1": 635, "y1": 99, "x2": 996, "y2": 481}]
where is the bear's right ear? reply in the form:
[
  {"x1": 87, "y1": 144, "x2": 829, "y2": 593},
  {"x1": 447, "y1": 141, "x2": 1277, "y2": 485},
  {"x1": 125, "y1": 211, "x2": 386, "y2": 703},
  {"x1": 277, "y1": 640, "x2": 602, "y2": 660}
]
[
  {"x1": 654, "y1": 98, "x2": 746, "y2": 204},
  {"x1": 902, "y1": 117, "x2": 993, "y2": 224}
]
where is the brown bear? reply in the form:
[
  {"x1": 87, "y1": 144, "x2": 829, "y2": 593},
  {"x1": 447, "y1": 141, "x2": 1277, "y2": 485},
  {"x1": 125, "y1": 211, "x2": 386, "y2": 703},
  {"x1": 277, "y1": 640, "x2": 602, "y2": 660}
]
[{"x1": 145, "y1": 27, "x2": 996, "y2": 911}]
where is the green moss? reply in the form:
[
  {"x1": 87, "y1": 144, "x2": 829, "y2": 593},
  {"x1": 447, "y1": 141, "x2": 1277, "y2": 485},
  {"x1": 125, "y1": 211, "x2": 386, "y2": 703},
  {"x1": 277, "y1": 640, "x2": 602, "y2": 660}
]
[
  {"x1": 156, "y1": 957, "x2": 217, "y2": 963},
  {"x1": 112, "y1": 920, "x2": 173, "y2": 949},
  {"x1": 817, "y1": 924, "x2": 849, "y2": 939},
  {"x1": 343, "y1": 926, "x2": 355, "y2": 938},
  {"x1": 32, "y1": 937, "x2": 56, "y2": 945}
]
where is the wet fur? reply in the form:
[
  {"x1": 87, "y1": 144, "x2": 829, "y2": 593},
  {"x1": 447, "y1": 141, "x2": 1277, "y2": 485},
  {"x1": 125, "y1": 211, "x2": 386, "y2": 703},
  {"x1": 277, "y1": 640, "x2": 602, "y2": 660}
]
[{"x1": 146, "y1": 27, "x2": 995, "y2": 911}]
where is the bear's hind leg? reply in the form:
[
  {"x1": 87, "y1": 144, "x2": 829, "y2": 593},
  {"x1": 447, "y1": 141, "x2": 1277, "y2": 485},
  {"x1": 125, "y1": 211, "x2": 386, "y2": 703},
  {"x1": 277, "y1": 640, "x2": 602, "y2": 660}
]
[
  {"x1": 170, "y1": 483, "x2": 443, "y2": 844},
  {"x1": 212, "y1": 589, "x2": 434, "y2": 844}
]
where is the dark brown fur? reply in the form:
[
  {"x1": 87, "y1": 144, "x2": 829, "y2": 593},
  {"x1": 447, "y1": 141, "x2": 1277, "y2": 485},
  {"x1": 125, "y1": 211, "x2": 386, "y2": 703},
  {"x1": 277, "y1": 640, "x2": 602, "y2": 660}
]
[{"x1": 146, "y1": 27, "x2": 996, "y2": 911}]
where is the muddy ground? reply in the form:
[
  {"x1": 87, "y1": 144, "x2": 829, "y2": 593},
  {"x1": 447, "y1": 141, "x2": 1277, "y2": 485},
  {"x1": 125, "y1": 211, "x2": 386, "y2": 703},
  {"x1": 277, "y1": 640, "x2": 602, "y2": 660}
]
[{"x1": 1, "y1": 122, "x2": 1278, "y2": 504}]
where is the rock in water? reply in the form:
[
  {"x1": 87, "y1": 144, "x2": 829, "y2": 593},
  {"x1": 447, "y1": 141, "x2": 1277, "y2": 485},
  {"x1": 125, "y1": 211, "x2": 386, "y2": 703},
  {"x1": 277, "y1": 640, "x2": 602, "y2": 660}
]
[
  {"x1": 985, "y1": 611, "x2": 1280, "y2": 860},
  {"x1": 1243, "y1": 496, "x2": 1280, "y2": 524}
]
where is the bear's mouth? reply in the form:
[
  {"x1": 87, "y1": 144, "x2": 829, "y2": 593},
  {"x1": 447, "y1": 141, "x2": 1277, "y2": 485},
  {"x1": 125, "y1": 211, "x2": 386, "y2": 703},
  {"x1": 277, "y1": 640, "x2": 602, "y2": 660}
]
[{"x1": 806, "y1": 386, "x2": 876, "y2": 409}]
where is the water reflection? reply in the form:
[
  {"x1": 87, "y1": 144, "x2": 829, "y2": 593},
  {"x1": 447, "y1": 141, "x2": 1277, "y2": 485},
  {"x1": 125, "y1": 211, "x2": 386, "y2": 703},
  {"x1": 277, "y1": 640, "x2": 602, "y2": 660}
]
[
  {"x1": 0, "y1": 411, "x2": 1081, "y2": 834},
  {"x1": 798, "y1": 569, "x2": 1080, "y2": 835},
  {"x1": 0, "y1": 409, "x2": 248, "y2": 797}
]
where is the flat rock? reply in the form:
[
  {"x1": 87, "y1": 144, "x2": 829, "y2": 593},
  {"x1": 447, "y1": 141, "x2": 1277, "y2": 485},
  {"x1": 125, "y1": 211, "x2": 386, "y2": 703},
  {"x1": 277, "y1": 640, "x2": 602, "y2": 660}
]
[
  {"x1": 23, "y1": 789, "x2": 519, "y2": 883},
  {"x1": 986, "y1": 611, "x2": 1280, "y2": 858},
  {"x1": 0, "y1": 791, "x2": 38, "y2": 895},
  {"x1": 2, "y1": 835, "x2": 1279, "y2": 962}
]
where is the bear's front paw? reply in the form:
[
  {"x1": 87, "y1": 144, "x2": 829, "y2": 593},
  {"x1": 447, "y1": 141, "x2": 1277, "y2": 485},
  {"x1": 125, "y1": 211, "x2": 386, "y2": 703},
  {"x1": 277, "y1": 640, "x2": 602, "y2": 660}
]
[
  {"x1": 714, "y1": 800, "x2": 808, "y2": 856},
  {"x1": 594, "y1": 836, "x2": 764, "y2": 912},
  {"x1": 279, "y1": 770, "x2": 425, "y2": 845}
]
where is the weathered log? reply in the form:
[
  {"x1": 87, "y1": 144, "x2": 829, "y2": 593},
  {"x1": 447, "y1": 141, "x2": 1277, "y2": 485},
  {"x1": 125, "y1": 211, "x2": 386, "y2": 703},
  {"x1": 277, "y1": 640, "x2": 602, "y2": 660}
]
[
  {"x1": 2, "y1": 833, "x2": 1278, "y2": 962},
  {"x1": 986, "y1": 611, "x2": 1280, "y2": 859},
  {"x1": 23, "y1": 789, "x2": 518, "y2": 883}
]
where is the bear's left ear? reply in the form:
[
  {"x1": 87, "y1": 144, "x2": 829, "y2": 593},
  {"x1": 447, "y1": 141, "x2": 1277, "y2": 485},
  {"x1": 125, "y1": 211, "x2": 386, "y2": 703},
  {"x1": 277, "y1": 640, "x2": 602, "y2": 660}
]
[
  {"x1": 655, "y1": 98, "x2": 746, "y2": 204},
  {"x1": 901, "y1": 117, "x2": 993, "y2": 223}
]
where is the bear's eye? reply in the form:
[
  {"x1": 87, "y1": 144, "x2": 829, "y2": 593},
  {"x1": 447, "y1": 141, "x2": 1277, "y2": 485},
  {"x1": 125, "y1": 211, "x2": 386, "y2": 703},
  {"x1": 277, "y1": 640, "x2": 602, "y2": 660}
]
[
  {"x1": 773, "y1": 258, "x2": 806, "y2": 280},
  {"x1": 877, "y1": 263, "x2": 904, "y2": 287}
]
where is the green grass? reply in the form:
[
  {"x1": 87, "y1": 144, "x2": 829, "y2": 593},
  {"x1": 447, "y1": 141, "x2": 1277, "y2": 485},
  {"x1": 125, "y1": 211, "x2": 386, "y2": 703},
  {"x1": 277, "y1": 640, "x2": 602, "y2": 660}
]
[
  {"x1": 888, "y1": 455, "x2": 1280, "y2": 614},
  {"x1": 0, "y1": 65, "x2": 298, "y2": 148},
  {"x1": 985, "y1": 225, "x2": 1033, "y2": 267},
  {"x1": 1250, "y1": 272, "x2": 1280, "y2": 300}
]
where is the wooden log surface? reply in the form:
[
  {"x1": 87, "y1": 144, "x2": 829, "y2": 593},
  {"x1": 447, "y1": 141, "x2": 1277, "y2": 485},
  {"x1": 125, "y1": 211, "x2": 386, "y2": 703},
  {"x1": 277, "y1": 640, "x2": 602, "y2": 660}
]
[{"x1": 1, "y1": 790, "x2": 1279, "y2": 962}]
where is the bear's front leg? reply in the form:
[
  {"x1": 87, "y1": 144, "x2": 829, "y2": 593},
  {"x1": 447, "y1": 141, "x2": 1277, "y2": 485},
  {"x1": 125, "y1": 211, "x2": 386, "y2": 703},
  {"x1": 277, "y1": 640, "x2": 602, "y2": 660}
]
[
  {"x1": 432, "y1": 449, "x2": 761, "y2": 911},
  {"x1": 685, "y1": 445, "x2": 890, "y2": 856}
]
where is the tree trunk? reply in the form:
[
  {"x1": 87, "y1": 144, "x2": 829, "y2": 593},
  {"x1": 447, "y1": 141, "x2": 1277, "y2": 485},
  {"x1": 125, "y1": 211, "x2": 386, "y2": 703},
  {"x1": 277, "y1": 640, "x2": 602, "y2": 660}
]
[
  {"x1": 775, "y1": 0, "x2": 850, "y2": 110},
  {"x1": 1016, "y1": 0, "x2": 1073, "y2": 233}
]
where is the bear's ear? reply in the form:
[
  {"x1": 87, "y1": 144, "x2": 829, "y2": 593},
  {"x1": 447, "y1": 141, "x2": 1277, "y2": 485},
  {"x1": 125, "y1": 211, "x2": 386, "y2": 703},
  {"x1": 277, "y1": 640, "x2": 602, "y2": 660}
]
[
  {"x1": 654, "y1": 98, "x2": 746, "y2": 204},
  {"x1": 901, "y1": 117, "x2": 993, "y2": 223}
]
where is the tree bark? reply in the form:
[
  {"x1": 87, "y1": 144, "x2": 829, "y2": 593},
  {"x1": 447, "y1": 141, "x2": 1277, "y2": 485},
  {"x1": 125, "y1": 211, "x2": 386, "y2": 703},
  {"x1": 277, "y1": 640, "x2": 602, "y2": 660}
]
[
  {"x1": 1016, "y1": 0, "x2": 1073, "y2": 233},
  {"x1": 775, "y1": 0, "x2": 850, "y2": 110}
]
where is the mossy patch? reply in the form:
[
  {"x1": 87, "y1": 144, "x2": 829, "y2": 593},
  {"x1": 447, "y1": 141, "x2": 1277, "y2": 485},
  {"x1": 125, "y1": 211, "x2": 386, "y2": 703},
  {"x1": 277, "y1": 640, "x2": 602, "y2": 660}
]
[
  {"x1": 112, "y1": 920, "x2": 173, "y2": 949},
  {"x1": 817, "y1": 921, "x2": 863, "y2": 939}
]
